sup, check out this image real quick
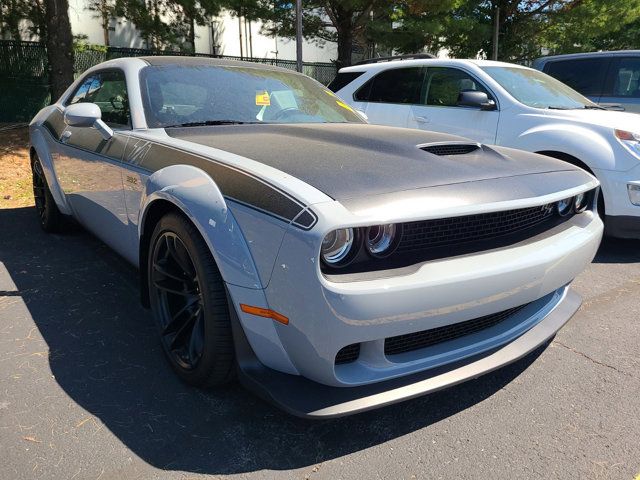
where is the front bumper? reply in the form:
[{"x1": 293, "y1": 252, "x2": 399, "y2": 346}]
[
  {"x1": 595, "y1": 164, "x2": 640, "y2": 238},
  {"x1": 258, "y1": 210, "x2": 601, "y2": 387},
  {"x1": 233, "y1": 287, "x2": 581, "y2": 419}
]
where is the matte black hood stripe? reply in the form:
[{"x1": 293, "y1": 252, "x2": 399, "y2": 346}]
[
  {"x1": 123, "y1": 139, "x2": 318, "y2": 230},
  {"x1": 38, "y1": 114, "x2": 317, "y2": 230},
  {"x1": 166, "y1": 123, "x2": 577, "y2": 202}
]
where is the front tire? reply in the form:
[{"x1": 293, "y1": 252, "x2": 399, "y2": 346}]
[
  {"x1": 148, "y1": 212, "x2": 235, "y2": 387},
  {"x1": 31, "y1": 153, "x2": 64, "y2": 232}
]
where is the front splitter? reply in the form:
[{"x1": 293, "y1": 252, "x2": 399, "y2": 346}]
[{"x1": 231, "y1": 288, "x2": 582, "y2": 419}]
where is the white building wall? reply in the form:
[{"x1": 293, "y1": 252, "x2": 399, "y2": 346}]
[{"x1": 62, "y1": 0, "x2": 336, "y2": 62}]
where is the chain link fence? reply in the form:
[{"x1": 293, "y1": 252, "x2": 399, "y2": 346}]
[{"x1": 0, "y1": 40, "x2": 338, "y2": 122}]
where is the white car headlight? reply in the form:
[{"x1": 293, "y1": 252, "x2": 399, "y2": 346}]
[
  {"x1": 321, "y1": 228, "x2": 357, "y2": 266},
  {"x1": 573, "y1": 192, "x2": 588, "y2": 213},
  {"x1": 615, "y1": 129, "x2": 640, "y2": 142},
  {"x1": 557, "y1": 197, "x2": 573, "y2": 216},
  {"x1": 614, "y1": 129, "x2": 640, "y2": 157},
  {"x1": 365, "y1": 224, "x2": 399, "y2": 257}
]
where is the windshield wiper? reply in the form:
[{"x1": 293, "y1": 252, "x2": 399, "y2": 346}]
[
  {"x1": 164, "y1": 120, "x2": 260, "y2": 128},
  {"x1": 547, "y1": 106, "x2": 572, "y2": 110},
  {"x1": 582, "y1": 105, "x2": 606, "y2": 110}
]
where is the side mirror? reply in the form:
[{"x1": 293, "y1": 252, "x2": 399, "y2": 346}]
[
  {"x1": 64, "y1": 103, "x2": 113, "y2": 140},
  {"x1": 457, "y1": 90, "x2": 496, "y2": 111}
]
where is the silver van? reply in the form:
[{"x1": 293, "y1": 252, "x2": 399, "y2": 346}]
[{"x1": 533, "y1": 51, "x2": 640, "y2": 113}]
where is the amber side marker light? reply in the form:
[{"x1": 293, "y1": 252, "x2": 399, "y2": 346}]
[{"x1": 240, "y1": 304, "x2": 289, "y2": 325}]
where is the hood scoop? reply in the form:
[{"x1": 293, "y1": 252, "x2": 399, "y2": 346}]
[{"x1": 420, "y1": 143, "x2": 481, "y2": 156}]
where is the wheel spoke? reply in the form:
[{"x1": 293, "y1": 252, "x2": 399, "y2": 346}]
[
  {"x1": 165, "y1": 235, "x2": 195, "y2": 277},
  {"x1": 168, "y1": 306, "x2": 200, "y2": 351},
  {"x1": 162, "y1": 296, "x2": 199, "y2": 336},
  {"x1": 153, "y1": 259, "x2": 188, "y2": 283},
  {"x1": 187, "y1": 309, "x2": 205, "y2": 365},
  {"x1": 152, "y1": 278, "x2": 196, "y2": 297}
]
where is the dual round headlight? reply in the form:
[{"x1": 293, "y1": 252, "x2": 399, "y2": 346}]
[
  {"x1": 321, "y1": 228, "x2": 356, "y2": 265},
  {"x1": 321, "y1": 223, "x2": 400, "y2": 267},
  {"x1": 557, "y1": 192, "x2": 590, "y2": 216}
]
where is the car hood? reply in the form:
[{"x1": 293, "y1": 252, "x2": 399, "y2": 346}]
[
  {"x1": 166, "y1": 123, "x2": 575, "y2": 201},
  {"x1": 537, "y1": 108, "x2": 640, "y2": 131}
]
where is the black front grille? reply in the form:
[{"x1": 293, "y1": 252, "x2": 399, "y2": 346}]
[
  {"x1": 335, "y1": 343, "x2": 360, "y2": 364},
  {"x1": 397, "y1": 204, "x2": 557, "y2": 254},
  {"x1": 421, "y1": 143, "x2": 480, "y2": 156},
  {"x1": 385, "y1": 304, "x2": 529, "y2": 356}
]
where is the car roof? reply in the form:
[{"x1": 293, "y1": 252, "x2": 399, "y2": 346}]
[
  {"x1": 135, "y1": 55, "x2": 301, "y2": 75},
  {"x1": 339, "y1": 58, "x2": 531, "y2": 73},
  {"x1": 535, "y1": 50, "x2": 640, "y2": 64}
]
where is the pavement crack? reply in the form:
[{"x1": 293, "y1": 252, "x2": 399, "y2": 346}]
[{"x1": 554, "y1": 340, "x2": 635, "y2": 378}]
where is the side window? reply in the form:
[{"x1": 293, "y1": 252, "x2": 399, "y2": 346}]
[
  {"x1": 611, "y1": 57, "x2": 640, "y2": 98},
  {"x1": 354, "y1": 67, "x2": 424, "y2": 104},
  {"x1": 68, "y1": 71, "x2": 131, "y2": 128},
  {"x1": 544, "y1": 58, "x2": 608, "y2": 96},
  {"x1": 424, "y1": 67, "x2": 490, "y2": 107},
  {"x1": 328, "y1": 71, "x2": 365, "y2": 92},
  {"x1": 68, "y1": 76, "x2": 98, "y2": 105}
]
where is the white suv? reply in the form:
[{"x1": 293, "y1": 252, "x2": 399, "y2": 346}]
[{"x1": 330, "y1": 59, "x2": 640, "y2": 238}]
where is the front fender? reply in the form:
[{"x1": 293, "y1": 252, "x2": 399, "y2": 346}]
[
  {"x1": 29, "y1": 125, "x2": 72, "y2": 215},
  {"x1": 139, "y1": 164, "x2": 262, "y2": 289},
  {"x1": 510, "y1": 123, "x2": 617, "y2": 171}
]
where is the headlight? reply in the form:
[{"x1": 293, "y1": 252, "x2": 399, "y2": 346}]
[
  {"x1": 615, "y1": 129, "x2": 640, "y2": 156},
  {"x1": 557, "y1": 197, "x2": 573, "y2": 216},
  {"x1": 573, "y1": 192, "x2": 588, "y2": 213},
  {"x1": 321, "y1": 228, "x2": 357, "y2": 266},
  {"x1": 365, "y1": 224, "x2": 399, "y2": 257},
  {"x1": 615, "y1": 129, "x2": 640, "y2": 142}
]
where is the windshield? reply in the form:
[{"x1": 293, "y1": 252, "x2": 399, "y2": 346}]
[
  {"x1": 140, "y1": 65, "x2": 364, "y2": 128},
  {"x1": 481, "y1": 66, "x2": 597, "y2": 109}
]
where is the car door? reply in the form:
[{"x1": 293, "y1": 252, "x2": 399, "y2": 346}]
[
  {"x1": 353, "y1": 66, "x2": 425, "y2": 128},
  {"x1": 408, "y1": 67, "x2": 499, "y2": 144},
  {"x1": 55, "y1": 70, "x2": 132, "y2": 258},
  {"x1": 600, "y1": 57, "x2": 640, "y2": 113}
]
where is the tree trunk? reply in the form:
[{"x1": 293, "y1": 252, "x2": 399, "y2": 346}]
[
  {"x1": 44, "y1": 0, "x2": 74, "y2": 100},
  {"x1": 336, "y1": 28, "x2": 353, "y2": 69},
  {"x1": 189, "y1": 16, "x2": 196, "y2": 53},
  {"x1": 102, "y1": 0, "x2": 109, "y2": 46},
  {"x1": 7, "y1": 0, "x2": 22, "y2": 40}
]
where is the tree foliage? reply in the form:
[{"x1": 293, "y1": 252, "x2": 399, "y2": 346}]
[{"x1": 2, "y1": 0, "x2": 640, "y2": 65}]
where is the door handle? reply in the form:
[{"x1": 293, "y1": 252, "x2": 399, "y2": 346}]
[{"x1": 414, "y1": 115, "x2": 429, "y2": 124}]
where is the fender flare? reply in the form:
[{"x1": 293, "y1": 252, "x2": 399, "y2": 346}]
[
  {"x1": 138, "y1": 165, "x2": 300, "y2": 375},
  {"x1": 512, "y1": 123, "x2": 617, "y2": 171},
  {"x1": 29, "y1": 128, "x2": 72, "y2": 215},
  {"x1": 138, "y1": 164, "x2": 263, "y2": 292}
]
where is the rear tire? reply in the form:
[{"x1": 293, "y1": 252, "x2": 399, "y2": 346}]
[
  {"x1": 148, "y1": 212, "x2": 235, "y2": 387},
  {"x1": 31, "y1": 153, "x2": 64, "y2": 233}
]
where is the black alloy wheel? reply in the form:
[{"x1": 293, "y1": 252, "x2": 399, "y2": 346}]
[
  {"x1": 151, "y1": 231, "x2": 205, "y2": 370},
  {"x1": 31, "y1": 153, "x2": 63, "y2": 232},
  {"x1": 148, "y1": 213, "x2": 234, "y2": 386},
  {"x1": 32, "y1": 156, "x2": 47, "y2": 220}
]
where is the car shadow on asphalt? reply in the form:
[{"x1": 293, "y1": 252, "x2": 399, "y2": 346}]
[
  {"x1": 0, "y1": 206, "x2": 566, "y2": 475},
  {"x1": 592, "y1": 236, "x2": 640, "y2": 264}
]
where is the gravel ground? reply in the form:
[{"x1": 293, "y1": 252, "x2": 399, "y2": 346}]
[{"x1": 0, "y1": 206, "x2": 638, "y2": 480}]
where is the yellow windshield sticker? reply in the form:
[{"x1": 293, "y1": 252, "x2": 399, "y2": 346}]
[
  {"x1": 256, "y1": 91, "x2": 270, "y2": 106},
  {"x1": 336, "y1": 100, "x2": 355, "y2": 112}
]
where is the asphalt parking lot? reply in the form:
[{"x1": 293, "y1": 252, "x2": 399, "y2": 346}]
[{"x1": 0, "y1": 206, "x2": 638, "y2": 480}]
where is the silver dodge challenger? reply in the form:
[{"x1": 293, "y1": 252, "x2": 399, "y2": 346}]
[{"x1": 29, "y1": 57, "x2": 603, "y2": 418}]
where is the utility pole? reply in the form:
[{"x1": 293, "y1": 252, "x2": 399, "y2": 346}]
[
  {"x1": 295, "y1": 0, "x2": 302, "y2": 72},
  {"x1": 492, "y1": 4, "x2": 499, "y2": 60}
]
